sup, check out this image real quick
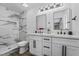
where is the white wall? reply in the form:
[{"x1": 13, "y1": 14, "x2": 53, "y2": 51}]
[
  {"x1": 71, "y1": 3, "x2": 79, "y2": 36},
  {"x1": 26, "y1": 8, "x2": 38, "y2": 33},
  {"x1": 65, "y1": 3, "x2": 79, "y2": 36}
]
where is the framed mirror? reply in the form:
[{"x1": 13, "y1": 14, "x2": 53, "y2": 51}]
[
  {"x1": 53, "y1": 8, "x2": 72, "y2": 30},
  {"x1": 36, "y1": 14, "x2": 47, "y2": 33}
]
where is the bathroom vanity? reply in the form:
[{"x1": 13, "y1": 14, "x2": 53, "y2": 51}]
[
  {"x1": 26, "y1": 5, "x2": 76, "y2": 56},
  {"x1": 27, "y1": 33, "x2": 79, "y2": 56}
]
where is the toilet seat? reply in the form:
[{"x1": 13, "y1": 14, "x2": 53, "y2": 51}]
[{"x1": 18, "y1": 41, "x2": 28, "y2": 46}]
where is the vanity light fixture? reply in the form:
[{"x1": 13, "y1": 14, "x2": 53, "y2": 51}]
[
  {"x1": 72, "y1": 16, "x2": 77, "y2": 20},
  {"x1": 39, "y1": 3, "x2": 63, "y2": 12}
]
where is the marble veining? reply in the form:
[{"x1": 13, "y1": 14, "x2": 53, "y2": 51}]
[{"x1": 0, "y1": 6, "x2": 19, "y2": 46}]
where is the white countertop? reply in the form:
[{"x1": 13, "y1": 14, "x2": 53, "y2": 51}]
[{"x1": 27, "y1": 33, "x2": 79, "y2": 40}]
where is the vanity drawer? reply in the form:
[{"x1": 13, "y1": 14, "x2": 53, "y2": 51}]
[
  {"x1": 43, "y1": 42, "x2": 51, "y2": 47},
  {"x1": 43, "y1": 46, "x2": 51, "y2": 56}
]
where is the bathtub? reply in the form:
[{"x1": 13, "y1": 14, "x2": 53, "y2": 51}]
[
  {"x1": 0, "y1": 35, "x2": 20, "y2": 55},
  {"x1": 0, "y1": 43, "x2": 18, "y2": 56},
  {"x1": 0, "y1": 36, "x2": 28, "y2": 56}
]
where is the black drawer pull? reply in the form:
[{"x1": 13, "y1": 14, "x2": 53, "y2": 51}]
[
  {"x1": 44, "y1": 38, "x2": 50, "y2": 40},
  {"x1": 62, "y1": 45, "x2": 67, "y2": 56},
  {"x1": 44, "y1": 46, "x2": 50, "y2": 48},
  {"x1": 62, "y1": 45, "x2": 64, "y2": 56},
  {"x1": 64, "y1": 46, "x2": 67, "y2": 56}
]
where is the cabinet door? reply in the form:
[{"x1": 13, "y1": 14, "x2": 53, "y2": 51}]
[
  {"x1": 67, "y1": 46, "x2": 79, "y2": 56},
  {"x1": 52, "y1": 43, "x2": 62, "y2": 56},
  {"x1": 29, "y1": 36, "x2": 43, "y2": 56},
  {"x1": 30, "y1": 39, "x2": 37, "y2": 55},
  {"x1": 36, "y1": 39, "x2": 43, "y2": 56}
]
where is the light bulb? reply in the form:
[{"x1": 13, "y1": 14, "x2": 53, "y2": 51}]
[{"x1": 22, "y1": 3, "x2": 28, "y2": 7}]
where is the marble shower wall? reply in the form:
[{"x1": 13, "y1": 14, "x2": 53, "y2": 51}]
[
  {"x1": 19, "y1": 11, "x2": 27, "y2": 41},
  {"x1": 0, "y1": 6, "x2": 19, "y2": 44}
]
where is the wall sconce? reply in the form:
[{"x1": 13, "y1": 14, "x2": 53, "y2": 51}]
[{"x1": 72, "y1": 16, "x2": 77, "y2": 20}]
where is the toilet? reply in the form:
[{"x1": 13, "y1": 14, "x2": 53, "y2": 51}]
[{"x1": 17, "y1": 41, "x2": 29, "y2": 54}]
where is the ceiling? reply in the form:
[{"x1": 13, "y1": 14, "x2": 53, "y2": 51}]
[{"x1": 0, "y1": 3, "x2": 51, "y2": 13}]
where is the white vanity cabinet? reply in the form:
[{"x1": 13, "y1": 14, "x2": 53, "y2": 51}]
[
  {"x1": 29, "y1": 35, "x2": 52, "y2": 56},
  {"x1": 66, "y1": 39, "x2": 79, "y2": 56},
  {"x1": 52, "y1": 38, "x2": 65, "y2": 56},
  {"x1": 52, "y1": 43, "x2": 63, "y2": 56},
  {"x1": 52, "y1": 37, "x2": 79, "y2": 56},
  {"x1": 42, "y1": 37, "x2": 52, "y2": 56},
  {"x1": 63, "y1": 39, "x2": 79, "y2": 56},
  {"x1": 29, "y1": 36, "x2": 43, "y2": 56},
  {"x1": 28, "y1": 33, "x2": 79, "y2": 56},
  {"x1": 66, "y1": 46, "x2": 79, "y2": 56}
]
